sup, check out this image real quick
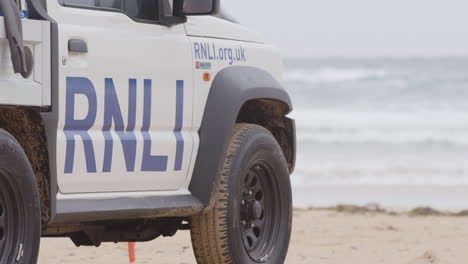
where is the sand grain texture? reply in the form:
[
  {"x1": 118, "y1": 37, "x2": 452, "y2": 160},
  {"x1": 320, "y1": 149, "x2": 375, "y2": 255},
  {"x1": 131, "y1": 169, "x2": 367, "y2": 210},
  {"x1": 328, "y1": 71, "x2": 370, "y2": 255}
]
[{"x1": 39, "y1": 210, "x2": 468, "y2": 264}]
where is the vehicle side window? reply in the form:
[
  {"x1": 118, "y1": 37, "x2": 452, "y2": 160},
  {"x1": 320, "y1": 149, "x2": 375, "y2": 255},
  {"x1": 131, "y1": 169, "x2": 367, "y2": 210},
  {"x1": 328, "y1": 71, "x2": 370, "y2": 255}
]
[{"x1": 61, "y1": 0, "x2": 159, "y2": 21}]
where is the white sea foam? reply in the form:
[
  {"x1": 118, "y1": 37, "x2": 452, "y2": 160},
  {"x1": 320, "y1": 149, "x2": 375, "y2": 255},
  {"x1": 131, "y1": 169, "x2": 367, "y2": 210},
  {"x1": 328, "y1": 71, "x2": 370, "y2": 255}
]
[
  {"x1": 284, "y1": 67, "x2": 387, "y2": 84},
  {"x1": 291, "y1": 169, "x2": 468, "y2": 186},
  {"x1": 291, "y1": 109, "x2": 468, "y2": 145},
  {"x1": 292, "y1": 144, "x2": 468, "y2": 186}
]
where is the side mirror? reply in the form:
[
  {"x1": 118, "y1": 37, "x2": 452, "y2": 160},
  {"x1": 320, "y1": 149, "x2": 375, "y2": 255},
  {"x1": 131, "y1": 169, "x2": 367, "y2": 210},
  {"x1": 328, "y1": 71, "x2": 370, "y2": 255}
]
[{"x1": 173, "y1": 0, "x2": 220, "y2": 17}]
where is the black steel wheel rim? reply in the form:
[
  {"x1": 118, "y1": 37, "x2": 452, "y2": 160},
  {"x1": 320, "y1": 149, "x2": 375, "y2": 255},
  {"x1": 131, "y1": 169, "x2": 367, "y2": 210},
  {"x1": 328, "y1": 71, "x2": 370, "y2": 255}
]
[
  {"x1": 240, "y1": 160, "x2": 281, "y2": 262},
  {"x1": 0, "y1": 170, "x2": 25, "y2": 263}
]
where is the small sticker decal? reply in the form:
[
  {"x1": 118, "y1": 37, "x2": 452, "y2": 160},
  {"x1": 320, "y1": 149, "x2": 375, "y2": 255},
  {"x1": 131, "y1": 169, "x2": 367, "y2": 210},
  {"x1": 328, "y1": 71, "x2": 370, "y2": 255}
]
[{"x1": 195, "y1": 61, "x2": 212, "y2": 70}]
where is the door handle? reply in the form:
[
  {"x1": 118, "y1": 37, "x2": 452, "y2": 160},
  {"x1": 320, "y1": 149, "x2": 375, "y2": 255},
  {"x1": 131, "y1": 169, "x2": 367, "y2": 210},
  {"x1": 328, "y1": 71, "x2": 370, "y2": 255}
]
[{"x1": 68, "y1": 39, "x2": 88, "y2": 53}]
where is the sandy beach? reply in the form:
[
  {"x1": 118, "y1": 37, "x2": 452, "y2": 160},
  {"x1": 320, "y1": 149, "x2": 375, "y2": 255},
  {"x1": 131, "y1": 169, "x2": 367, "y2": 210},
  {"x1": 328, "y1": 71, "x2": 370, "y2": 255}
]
[{"x1": 38, "y1": 208, "x2": 468, "y2": 264}]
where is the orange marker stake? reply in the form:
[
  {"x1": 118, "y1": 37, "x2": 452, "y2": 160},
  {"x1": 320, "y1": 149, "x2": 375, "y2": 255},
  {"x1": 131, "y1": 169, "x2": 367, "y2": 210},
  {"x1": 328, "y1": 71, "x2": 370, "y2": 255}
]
[{"x1": 128, "y1": 242, "x2": 136, "y2": 263}]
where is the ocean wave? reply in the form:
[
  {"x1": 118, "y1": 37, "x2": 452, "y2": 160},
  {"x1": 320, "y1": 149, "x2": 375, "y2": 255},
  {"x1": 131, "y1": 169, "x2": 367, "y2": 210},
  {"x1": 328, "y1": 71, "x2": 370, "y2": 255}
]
[
  {"x1": 290, "y1": 109, "x2": 468, "y2": 145},
  {"x1": 290, "y1": 109, "x2": 468, "y2": 128},
  {"x1": 297, "y1": 131, "x2": 468, "y2": 145},
  {"x1": 291, "y1": 167, "x2": 468, "y2": 186},
  {"x1": 283, "y1": 58, "x2": 468, "y2": 188},
  {"x1": 284, "y1": 67, "x2": 388, "y2": 84}
]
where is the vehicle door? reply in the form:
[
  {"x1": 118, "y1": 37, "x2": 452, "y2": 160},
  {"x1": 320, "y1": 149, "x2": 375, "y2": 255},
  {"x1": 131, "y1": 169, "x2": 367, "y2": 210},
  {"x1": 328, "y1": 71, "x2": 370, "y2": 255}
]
[{"x1": 47, "y1": 0, "x2": 194, "y2": 193}]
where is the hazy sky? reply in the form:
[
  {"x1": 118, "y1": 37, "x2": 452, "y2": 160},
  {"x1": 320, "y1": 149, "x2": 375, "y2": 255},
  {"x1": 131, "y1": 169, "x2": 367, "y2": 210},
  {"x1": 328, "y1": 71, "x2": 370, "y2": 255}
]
[{"x1": 223, "y1": 0, "x2": 468, "y2": 58}]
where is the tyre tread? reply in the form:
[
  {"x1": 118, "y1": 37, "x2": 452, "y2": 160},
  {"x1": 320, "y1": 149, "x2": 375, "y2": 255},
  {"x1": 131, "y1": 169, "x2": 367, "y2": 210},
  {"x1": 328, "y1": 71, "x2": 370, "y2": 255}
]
[{"x1": 191, "y1": 124, "x2": 258, "y2": 264}]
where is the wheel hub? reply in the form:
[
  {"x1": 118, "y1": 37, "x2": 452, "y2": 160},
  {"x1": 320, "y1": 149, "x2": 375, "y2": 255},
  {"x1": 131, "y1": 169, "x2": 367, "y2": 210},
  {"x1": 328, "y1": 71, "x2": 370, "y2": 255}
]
[
  {"x1": 239, "y1": 162, "x2": 281, "y2": 262},
  {"x1": 249, "y1": 200, "x2": 263, "y2": 220}
]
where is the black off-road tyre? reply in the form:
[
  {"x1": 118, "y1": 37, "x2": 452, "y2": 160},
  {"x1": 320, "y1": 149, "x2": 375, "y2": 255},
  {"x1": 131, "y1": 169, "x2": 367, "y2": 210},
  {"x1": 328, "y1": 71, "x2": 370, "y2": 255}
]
[
  {"x1": 191, "y1": 124, "x2": 292, "y2": 264},
  {"x1": 0, "y1": 129, "x2": 41, "y2": 264}
]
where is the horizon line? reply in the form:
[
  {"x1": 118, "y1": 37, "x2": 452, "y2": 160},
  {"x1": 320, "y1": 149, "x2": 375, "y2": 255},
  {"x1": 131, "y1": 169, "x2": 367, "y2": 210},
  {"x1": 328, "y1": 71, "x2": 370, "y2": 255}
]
[{"x1": 283, "y1": 55, "x2": 468, "y2": 60}]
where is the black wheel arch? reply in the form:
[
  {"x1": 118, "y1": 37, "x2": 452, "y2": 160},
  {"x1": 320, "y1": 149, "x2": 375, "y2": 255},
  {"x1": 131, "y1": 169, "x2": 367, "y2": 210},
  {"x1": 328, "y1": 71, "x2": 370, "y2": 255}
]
[{"x1": 189, "y1": 66, "x2": 296, "y2": 208}]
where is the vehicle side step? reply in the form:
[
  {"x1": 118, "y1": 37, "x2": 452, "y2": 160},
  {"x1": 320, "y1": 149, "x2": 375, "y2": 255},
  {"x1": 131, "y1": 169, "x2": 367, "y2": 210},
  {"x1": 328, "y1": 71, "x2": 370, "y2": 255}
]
[{"x1": 53, "y1": 194, "x2": 204, "y2": 224}]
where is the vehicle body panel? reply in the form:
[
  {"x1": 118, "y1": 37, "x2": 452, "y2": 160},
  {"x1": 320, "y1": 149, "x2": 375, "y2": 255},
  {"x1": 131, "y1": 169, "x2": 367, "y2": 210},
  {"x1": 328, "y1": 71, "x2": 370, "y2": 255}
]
[
  {"x1": 185, "y1": 16, "x2": 264, "y2": 43},
  {"x1": 46, "y1": 1, "x2": 196, "y2": 194},
  {"x1": 188, "y1": 34, "x2": 284, "y2": 132}
]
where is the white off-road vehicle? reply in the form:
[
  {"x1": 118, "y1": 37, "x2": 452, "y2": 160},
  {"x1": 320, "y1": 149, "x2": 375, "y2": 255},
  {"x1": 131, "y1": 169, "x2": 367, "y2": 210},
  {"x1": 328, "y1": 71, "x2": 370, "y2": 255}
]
[{"x1": 0, "y1": 0, "x2": 295, "y2": 263}]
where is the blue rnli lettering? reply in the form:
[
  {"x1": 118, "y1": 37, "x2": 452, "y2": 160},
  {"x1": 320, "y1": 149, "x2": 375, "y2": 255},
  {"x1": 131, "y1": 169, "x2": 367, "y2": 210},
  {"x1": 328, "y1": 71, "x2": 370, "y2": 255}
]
[
  {"x1": 194, "y1": 42, "x2": 201, "y2": 59},
  {"x1": 193, "y1": 41, "x2": 247, "y2": 64},
  {"x1": 200, "y1": 43, "x2": 208, "y2": 60},
  {"x1": 173, "y1": 80, "x2": 184, "y2": 171},
  {"x1": 64, "y1": 77, "x2": 97, "y2": 173},
  {"x1": 208, "y1": 43, "x2": 214, "y2": 60},
  {"x1": 141, "y1": 79, "x2": 168, "y2": 172},
  {"x1": 64, "y1": 78, "x2": 185, "y2": 174},
  {"x1": 102, "y1": 78, "x2": 137, "y2": 172}
]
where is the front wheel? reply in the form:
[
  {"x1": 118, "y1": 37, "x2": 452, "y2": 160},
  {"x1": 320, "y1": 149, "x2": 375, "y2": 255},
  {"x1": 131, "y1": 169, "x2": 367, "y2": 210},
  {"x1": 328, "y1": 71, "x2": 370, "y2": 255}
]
[
  {"x1": 0, "y1": 129, "x2": 41, "y2": 264},
  {"x1": 191, "y1": 124, "x2": 292, "y2": 264}
]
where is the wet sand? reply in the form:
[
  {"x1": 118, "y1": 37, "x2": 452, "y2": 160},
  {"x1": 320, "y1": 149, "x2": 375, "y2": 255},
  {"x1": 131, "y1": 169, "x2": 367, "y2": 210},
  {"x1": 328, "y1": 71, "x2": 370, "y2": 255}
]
[{"x1": 38, "y1": 209, "x2": 468, "y2": 264}]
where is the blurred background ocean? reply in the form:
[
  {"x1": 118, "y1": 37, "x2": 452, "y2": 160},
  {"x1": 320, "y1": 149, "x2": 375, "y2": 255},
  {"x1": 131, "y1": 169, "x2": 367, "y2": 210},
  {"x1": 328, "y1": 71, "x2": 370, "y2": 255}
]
[
  {"x1": 284, "y1": 57, "x2": 468, "y2": 209},
  {"x1": 222, "y1": 0, "x2": 468, "y2": 210}
]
